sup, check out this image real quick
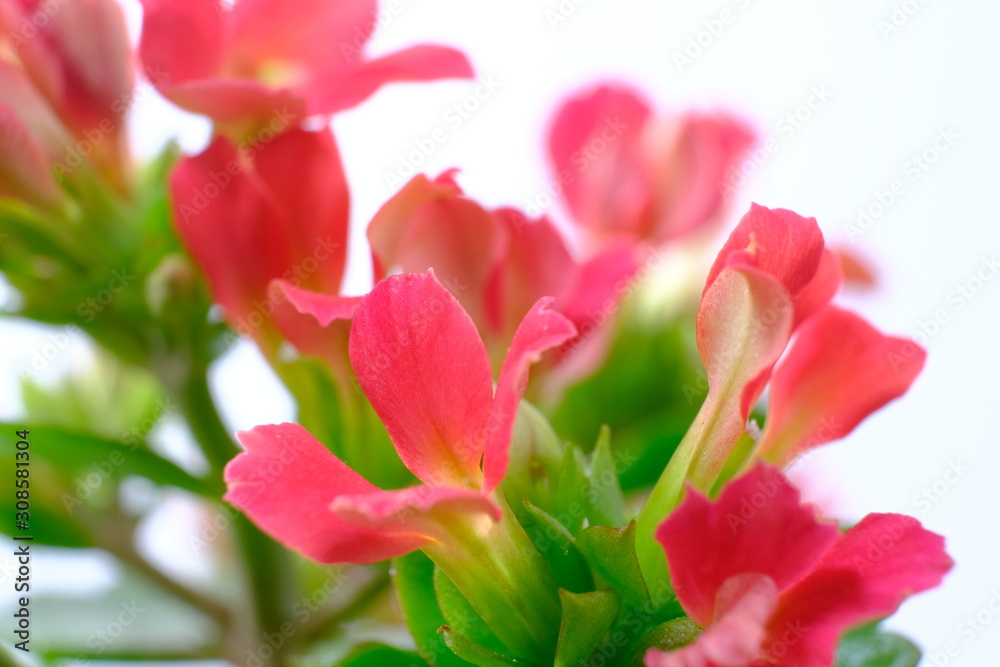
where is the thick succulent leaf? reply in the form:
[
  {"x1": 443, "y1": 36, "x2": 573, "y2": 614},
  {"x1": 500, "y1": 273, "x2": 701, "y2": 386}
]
[
  {"x1": 439, "y1": 629, "x2": 520, "y2": 667},
  {"x1": 586, "y1": 426, "x2": 625, "y2": 527},
  {"x1": 834, "y1": 624, "x2": 921, "y2": 667},
  {"x1": 393, "y1": 552, "x2": 473, "y2": 667},
  {"x1": 521, "y1": 499, "x2": 595, "y2": 594},
  {"x1": 577, "y1": 522, "x2": 651, "y2": 608},
  {"x1": 554, "y1": 589, "x2": 619, "y2": 667},
  {"x1": 554, "y1": 443, "x2": 589, "y2": 535}
]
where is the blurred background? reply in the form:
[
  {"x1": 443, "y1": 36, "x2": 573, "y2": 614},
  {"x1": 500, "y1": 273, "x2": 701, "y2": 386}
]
[{"x1": 2, "y1": 0, "x2": 998, "y2": 664}]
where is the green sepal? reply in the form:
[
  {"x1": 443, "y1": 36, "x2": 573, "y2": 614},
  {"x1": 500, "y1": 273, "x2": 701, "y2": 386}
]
[
  {"x1": 554, "y1": 589, "x2": 620, "y2": 667},
  {"x1": 834, "y1": 623, "x2": 921, "y2": 667},
  {"x1": 336, "y1": 643, "x2": 430, "y2": 667},
  {"x1": 433, "y1": 567, "x2": 508, "y2": 654},
  {"x1": 439, "y1": 628, "x2": 523, "y2": 667},
  {"x1": 392, "y1": 551, "x2": 474, "y2": 667},
  {"x1": 554, "y1": 443, "x2": 589, "y2": 534},
  {"x1": 520, "y1": 498, "x2": 595, "y2": 593},
  {"x1": 501, "y1": 401, "x2": 564, "y2": 512},
  {"x1": 625, "y1": 617, "x2": 700, "y2": 662},
  {"x1": 587, "y1": 426, "x2": 626, "y2": 527},
  {"x1": 577, "y1": 522, "x2": 651, "y2": 608}
]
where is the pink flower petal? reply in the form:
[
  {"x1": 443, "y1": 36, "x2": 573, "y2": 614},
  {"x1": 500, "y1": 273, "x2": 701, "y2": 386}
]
[
  {"x1": 158, "y1": 78, "x2": 306, "y2": 129},
  {"x1": 645, "y1": 574, "x2": 778, "y2": 667},
  {"x1": 138, "y1": 0, "x2": 226, "y2": 86},
  {"x1": 757, "y1": 307, "x2": 926, "y2": 465},
  {"x1": 367, "y1": 171, "x2": 464, "y2": 281},
  {"x1": 765, "y1": 513, "x2": 952, "y2": 667},
  {"x1": 225, "y1": 423, "x2": 428, "y2": 564},
  {"x1": 367, "y1": 172, "x2": 506, "y2": 329},
  {"x1": 657, "y1": 465, "x2": 839, "y2": 628},
  {"x1": 332, "y1": 485, "x2": 501, "y2": 537},
  {"x1": 482, "y1": 298, "x2": 577, "y2": 492},
  {"x1": 558, "y1": 241, "x2": 640, "y2": 334},
  {"x1": 789, "y1": 248, "x2": 843, "y2": 328},
  {"x1": 547, "y1": 82, "x2": 653, "y2": 237},
  {"x1": 0, "y1": 104, "x2": 63, "y2": 209},
  {"x1": 485, "y1": 210, "x2": 575, "y2": 341},
  {"x1": 270, "y1": 280, "x2": 360, "y2": 377},
  {"x1": 649, "y1": 113, "x2": 755, "y2": 242},
  {"x1": 278, "y1": 280, "x2": 362, "y2": 327},
  {"x1": 547, "y1": 240, "x2": 639, "y2": 382},
  {"x1": 170, "y1": 129, "x2": 348, "y2": 352},
  {"x1": 171, "y1": 137, "x2": 292, "y2": 349},
  {"x1": 688, "y1": 267, "x2": 794, "y2": 483},
  {"x1": 705, "y1": 204, "x2": 825, "y2": 310},
  {"x1": 250, "y1": 127, "x2": 348, "y2": 296},
  {"x1": 229, "y1": 0, "x2": 374, "y2": 71},
  {"x1": 0, "y1": 62, "x2": 71, "y2": 158},
  {"x1": 308, "y1": 45, "x2": 474, "y2": 115},
  {"x1": 11, "y1": 0, "x2": 134, "y2": 181},
  {"x1": 139, "y1": 0, "x2": 471, "y2": 124},
  {"x1": 349, "y1": 272, "x2": 493, "y2": 488}
]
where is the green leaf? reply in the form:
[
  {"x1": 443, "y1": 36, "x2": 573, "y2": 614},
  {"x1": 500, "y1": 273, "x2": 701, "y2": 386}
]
[
  {"x1": 439, "y1": 628, "x2": 522, "y2": 667},
  {"x1": 625, "y1": 617, "x2": 700, "y2": 662},
  {"x1": 554, "y1": 443, "x2": 589, "y2": 534},
  {"x1": 0, "y1": 425, "x2": 215, "y2": 497},
  {"x1": 501, "y1": 401, "x2": 564, "y2": 513},
  {"x1": 577, "y1": 522, "x2": 650, "y2": 608},
  {"x1": 520, "y1": 499, "x2": 595, "y2": 594},
  {"x1": 433, "y1": 567, "x2": 508, "y2": 654},
  {"x1": 586, "y1": 426, "x2": 626, "y2": 527},
  {"x1": 336, "y1": 643, "x2": 429, "y2": 667},
  {"x1": 393, "y1": 551, "x2": 473, "y2": 667},
  {"x1": 835, "y1": 623, "x2": 921, "y2": 667},
  {"x1": 0, "y1": 495, "x2": 90, "y2": 547},
  {"x1": 554, "y1": 589, "x2": 619, "y2": 667}
]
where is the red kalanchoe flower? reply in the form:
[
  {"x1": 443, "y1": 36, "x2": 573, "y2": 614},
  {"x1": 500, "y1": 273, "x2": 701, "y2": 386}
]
[
  {"x1": 646, "y1": 465, "x2": 952, "y2": 667},
  {"x1": 138, "y1": 0, "x2": 473, "y2": 132},
  {"x1": 2, "y1": 0, "x2": 135, "y2": 191},
  {"x1": 224, "y1": 271, "x2": 574, "y2": 559},
  {"x1": 548, "y1": 82, "x2": 754, "y2": 247},
  {"x1": 225, "y1": 271, "x2": 573, "y2": 657},
  {"x1": 367, "y1": 171, "x2": 638, "y2": 375},
  {"x1": 635, "y1": 204, "x2": 925, "y2": 586},
  {"x1": 670, "y1": 204, "x2": 843, "y2": 492},
  {"x1": 170, "y1": 127, "x2": 348, "y2": 356}
]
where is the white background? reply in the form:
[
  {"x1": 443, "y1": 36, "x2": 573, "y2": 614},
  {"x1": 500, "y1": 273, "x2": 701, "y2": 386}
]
[{"x1": 1, "y1": 0, "x2": 998, "y2": 664}]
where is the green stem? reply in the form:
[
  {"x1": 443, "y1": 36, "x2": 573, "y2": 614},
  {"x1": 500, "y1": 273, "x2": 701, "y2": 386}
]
[
  {"x1": 115, "y1": 530, "x2": 232, "y2": 630},
  {"x1": 634, "y1": 399, "x2": 717, "y2": 592},
  {"x1": 179, "y1": 361, "x2": 295, "y2": 666},
  {"x1": 180, "y1": 367, "x2": 239, "y2": 472}
]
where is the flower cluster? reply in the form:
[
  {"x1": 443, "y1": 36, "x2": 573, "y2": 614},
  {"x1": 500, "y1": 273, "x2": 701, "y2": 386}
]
[{"x1": 0, "y1": 1, "x2": 951, "y2": 665}]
